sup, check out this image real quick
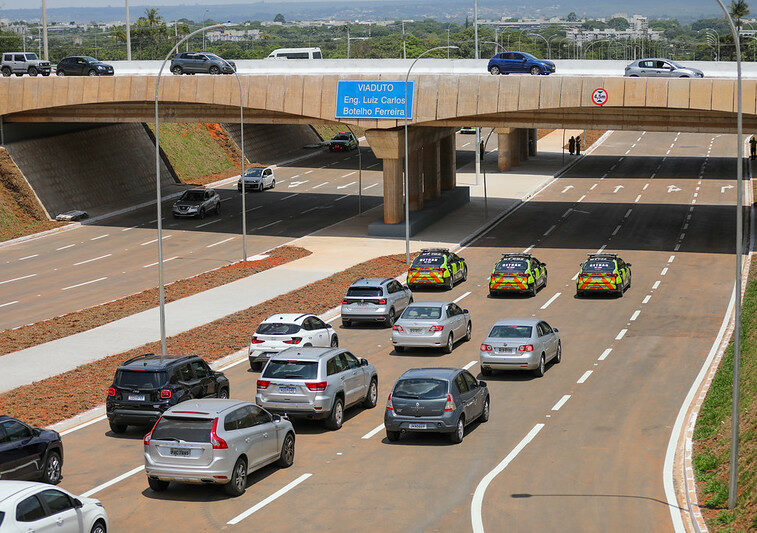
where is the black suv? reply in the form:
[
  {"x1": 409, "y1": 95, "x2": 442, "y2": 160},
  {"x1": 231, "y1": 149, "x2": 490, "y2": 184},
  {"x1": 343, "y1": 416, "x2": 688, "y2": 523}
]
[
  {"x1": 0, "y1": 415, "x2": 63, "y2": 484},
  {"x1": 105, "y1": 354, "x2": 230, "y2": 434}
]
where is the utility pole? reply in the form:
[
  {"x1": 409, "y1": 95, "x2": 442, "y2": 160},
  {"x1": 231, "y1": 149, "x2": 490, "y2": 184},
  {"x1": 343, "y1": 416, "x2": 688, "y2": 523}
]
[
  {"x1": 41, "y1": 0, "x2": 48, "y2": 60},
  {"x1": 125, "y1": 0, "x2": 131, "y2": 60},
  {"x1": 447, "y1": 28, "x2": 450, "y2": 58},
  {"x1": 347, "y1": 24, "x2": 350, "y2": 59},
  {"x1": 402, "y1": 21, "x2": 406, "y2": 59},
  {"x1": 474, "y1": 0, "x2": 481, "y2": 188}
]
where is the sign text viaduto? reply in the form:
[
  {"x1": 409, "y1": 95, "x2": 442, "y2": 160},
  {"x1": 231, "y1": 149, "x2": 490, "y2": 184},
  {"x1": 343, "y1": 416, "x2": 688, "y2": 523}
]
[{"x1": 335, "y1": 80, "x2": 414, "y2": 119}]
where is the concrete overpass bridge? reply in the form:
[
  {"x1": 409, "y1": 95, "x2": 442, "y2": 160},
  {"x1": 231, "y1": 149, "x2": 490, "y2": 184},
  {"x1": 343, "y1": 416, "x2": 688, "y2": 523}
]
[{"x1": 1, "y1": 74, "x2": 753, "y2": 226}]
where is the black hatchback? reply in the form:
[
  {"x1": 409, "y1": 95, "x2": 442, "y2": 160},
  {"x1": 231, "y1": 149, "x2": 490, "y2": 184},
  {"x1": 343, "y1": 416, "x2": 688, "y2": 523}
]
[
  {"x1": 0, "y1": 415, "x2": 64, "y2": 484},
  {"x1": 105, "y1": 354, "x2": 230, "y2": 434},
  {"x1": 55, "y1": 56, "x2": 114, "y2": 76}
]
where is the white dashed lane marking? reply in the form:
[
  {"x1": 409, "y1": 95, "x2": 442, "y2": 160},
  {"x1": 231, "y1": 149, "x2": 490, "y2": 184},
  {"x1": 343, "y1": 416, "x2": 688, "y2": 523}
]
[
  {"x1": 551, "y1": 395, "x2": 571, "y2": 411},
  {"x1": 598, "y1": 348, "x2": 612, "y2": 361},
  {"x1": 577, "y1": 371, "x2": 593, "y2": 384}
]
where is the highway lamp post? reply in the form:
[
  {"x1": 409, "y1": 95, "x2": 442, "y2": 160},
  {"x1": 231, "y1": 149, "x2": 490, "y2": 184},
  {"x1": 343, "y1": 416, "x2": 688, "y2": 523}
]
[
  {"x1": 527, "y1": 33, "x2": 550, "y2": 59},
  {"x1": 202, "y1": 10, "x2": 210, "y2": 49},
  {"x1": 473, "y1": 0, "x2": 481, "y2": 190},
  {"x1": 548, "y1": 35, "x2": 563, "y2": 59},
  {"x1": 125, "y1": 0, "x2": 131, "y2": 60},
  {"x1": 481, "y1": 40, "x2": 502, "y2": 54},
  {"x1": 403, "y1": 45, "x2": 458, "y2": 264},
  {"x1": 402, "y1": 21, "x2": 406, "y2": 60},
  {"x1": 41, "y1": 0, "x2": 48, "y2": 60},
  {"x1": 153, "y1": 22, "x2": 229, "y2": 360},
  {"x1": 345, "y1": 125, "x2": 363, "y2": 214},
  {"x1": 714, "y1": 0, "x2": 744, "y2": 511}
]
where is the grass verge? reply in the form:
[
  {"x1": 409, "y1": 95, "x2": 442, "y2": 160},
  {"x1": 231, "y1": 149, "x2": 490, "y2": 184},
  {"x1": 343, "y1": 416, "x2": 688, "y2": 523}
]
[
  {"x1": 693, "y1": 255, "x2": 757, "y2": 531},
  {"x1": 0, "y1": 253, "x2": 414, "y2": 427},
  {"x1": 0, "y1": 246, "x2": 310, "y2": 356}
]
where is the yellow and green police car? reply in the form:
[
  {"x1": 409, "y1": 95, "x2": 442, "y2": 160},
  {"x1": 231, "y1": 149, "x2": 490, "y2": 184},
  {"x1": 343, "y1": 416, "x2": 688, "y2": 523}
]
[
  {"x1": 407, "y1": 248, "x2": 467, "y2": 290},
  {"x1": 576, "y1": 253, "x2": 632, "y2": 297},
  {"x1": 489, "y1": 253, "x2": 547, "y2": 297}
]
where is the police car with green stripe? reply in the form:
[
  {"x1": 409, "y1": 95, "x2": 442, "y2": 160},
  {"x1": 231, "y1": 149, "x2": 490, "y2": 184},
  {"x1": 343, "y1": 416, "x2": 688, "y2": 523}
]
[{"x1": 489, "y1": 253, "x2": 547, "y2": 296}]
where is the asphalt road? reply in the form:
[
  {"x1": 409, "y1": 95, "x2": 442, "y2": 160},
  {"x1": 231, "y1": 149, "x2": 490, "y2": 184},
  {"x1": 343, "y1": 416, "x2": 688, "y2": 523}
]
[
  {"x1": 0, "y1": 136, "x2": 477, "y2": 331},
  {"x1": 48, "y1": 130, "x2": 737, "y2": 531}
]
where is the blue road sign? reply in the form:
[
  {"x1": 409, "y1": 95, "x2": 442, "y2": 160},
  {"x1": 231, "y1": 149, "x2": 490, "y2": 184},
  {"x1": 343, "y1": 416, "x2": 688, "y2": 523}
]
[{"x1": 335, "y1": 80, "x2": 414, "y2": 120}]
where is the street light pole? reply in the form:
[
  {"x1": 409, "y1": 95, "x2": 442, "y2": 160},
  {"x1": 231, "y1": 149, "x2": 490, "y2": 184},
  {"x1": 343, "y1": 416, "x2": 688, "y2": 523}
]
[
  {"x1": 154, "y1": 23, "x2": 228, "y2": 360},
  {"x1": 202, "y1": 9, "x2": 210, "y2": 49},
  {"x1": 402, "y1": 21, "x2": 406, "y2": 59},
  {"x1": 473, "y1": 0, "x2": 481, "y2": 189},
  {"x1": 404, "y1": 45, "x2": 458, "y2": 265},
  {"x1": 346, "y1": 125, "x2": 362, "y2": 214},
  {"x1": 125, "y1": 0, "x2": 131, "y2": 60},
  {"x1": 41, "y1": 0, "x2": 48, "y2": 60}
]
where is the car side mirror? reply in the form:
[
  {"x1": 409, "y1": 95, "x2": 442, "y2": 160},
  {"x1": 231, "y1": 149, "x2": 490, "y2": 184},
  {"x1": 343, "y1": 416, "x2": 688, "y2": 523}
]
[
  {"x1": 463, "y1": 309, "x2": 469, "y2": 314},
  {"x1": 553, "y1": 328, "x2": 559, "y2": 333},
  {"x1": 479, "y1": 380, "x2": 487, "y2": 387},
  {"x1": 361, "y1": 358, "x2": 369, "y2": 366},
  {"x1": 627, "y1": 263, "x2": 632, "y2": 267},
  {"x1": 73, "y1": 498, "x2": 83, "y2": 509},
  {"x1": 272, "y1": 414, "x2": 282, "y2": 422}
]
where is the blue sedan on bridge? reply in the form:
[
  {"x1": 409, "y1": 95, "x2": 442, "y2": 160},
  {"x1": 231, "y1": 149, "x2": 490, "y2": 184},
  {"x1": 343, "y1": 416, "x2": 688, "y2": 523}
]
[{"x1": 487, "y1": 52, "x2": 555, "y2": 76}]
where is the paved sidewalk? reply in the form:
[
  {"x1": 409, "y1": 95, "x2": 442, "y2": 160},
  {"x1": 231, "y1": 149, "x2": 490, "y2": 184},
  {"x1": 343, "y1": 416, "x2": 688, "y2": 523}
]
[{"x1": 0, "y1": 130, "x2": 589, "y2": 393}]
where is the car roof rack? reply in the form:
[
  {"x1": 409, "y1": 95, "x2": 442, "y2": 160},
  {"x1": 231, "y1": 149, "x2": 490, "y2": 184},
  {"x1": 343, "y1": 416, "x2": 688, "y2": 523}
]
[
  {"x1": 501, "y1": 252, "x2": 532, "y2": 258},
  {"x1": 120, "y1": 353, "x2": 194, "y2": 367},
  {"x1": 420, "y1": 248, "x2": 449, "y2": 254},
  {"x1": 587, "y1": 253, "x2": 618, "y2": 259}
]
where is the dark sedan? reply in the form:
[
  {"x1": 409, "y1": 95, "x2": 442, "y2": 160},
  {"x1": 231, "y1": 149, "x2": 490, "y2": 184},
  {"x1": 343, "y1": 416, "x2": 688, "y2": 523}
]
[
  {"x1": 56, "y1": 56, "x2": 114, "y2": 76},
  {"x1": 487, "y1": 51, "x2": 555, "y2": 76},
  {"x1": 0, "y1": 415, "x2": 63, "y2": 484},
  {"x1": 328, "y1": 132, "x2": 358, "y2": 151}
]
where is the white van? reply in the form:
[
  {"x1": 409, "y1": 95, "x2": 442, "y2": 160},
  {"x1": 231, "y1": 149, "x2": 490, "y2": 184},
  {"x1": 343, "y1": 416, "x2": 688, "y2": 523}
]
[{"x1": 266, "y1": 47, "x2": 322, "y2": 60}]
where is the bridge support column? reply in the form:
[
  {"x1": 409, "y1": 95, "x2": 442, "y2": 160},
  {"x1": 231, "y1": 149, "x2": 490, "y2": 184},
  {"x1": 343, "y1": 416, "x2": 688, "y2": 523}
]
[
  {"x1": 440, "y1": 133, "x2": 456, "y2": 191},
  {"x1": 423, "y1": 140, "x2": 441, "y2": 200},
  {"x1": 408, "y1": 148, "x2": 423, "y2": 211},
  {"x1": 382, "y1": 157, "x2": 404, "y2": 224},
  {"x1": 497, "y1": 128, "x2": 523, "y2": 171},
  {"x1": 519, "y1": 128, "x2": 529, "y2": 162},
  {"x1": 528, "y1": 128, "x2": 537, "y2": 157}
]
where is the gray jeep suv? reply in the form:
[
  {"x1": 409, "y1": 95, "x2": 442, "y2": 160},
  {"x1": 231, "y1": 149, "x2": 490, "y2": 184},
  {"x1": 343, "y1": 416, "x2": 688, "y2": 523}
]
[
  {"x1": 170, "y1": 52, "x2": 236, "y2": 75},
  {"x1": 1, "y1": 52, "x2": 51, "y2": 77},
  {"x1": 341, "y1": 278, "x2": 413, "y2": 328},
  {"x1": 256, "y1": 347, "x2": 379, "y2": 430}
]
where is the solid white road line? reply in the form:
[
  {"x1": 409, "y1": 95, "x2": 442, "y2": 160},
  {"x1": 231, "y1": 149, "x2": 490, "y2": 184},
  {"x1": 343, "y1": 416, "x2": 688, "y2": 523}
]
[
  {"x1": 362, "y1": 424, "x2": 385, "y2": 440},
  {"x1": 18, "y1": 254, "x2": 39, "y2": 261},
  {"x1": 643, "y1": 295, "x2": 651, "y2": 304},
  {"x1": 140, "y1": 235, "x2": 171, "y2": 246},
  {"x1": 74, "y1": 254, "x2": 112, "y2": 266},
  {"x1": 598, "y1": 348, "x2": 612, "y2": 361},
  {"x1": 257, "y1": 220, "x2": 282, "y2": 230},
  {"x1": 551, "y1": 395, "x2": 571, "y2": 411},
  {"x1": 463, "y1": 360, "x2": 477, "y2": 370},
  {"x1": 227, "y1": 474, "x2": 313, "y2": 525},
  {"x1": 577, "y1": 370, "x2": 593, "y2": 384},
  {"x1": 206, "y1": 237, "x2": 235, "y2": 248},
  {"x1": 0, "y1": 273, "x2": 37, "y2": 285},
  {"x1": 81, "y1": 465, "x2": 145, "y2": 498},
  {"x1": 311, "y1": 182, "x2": 329, "y2": 189},
  {"x1": 59, "y1": 414, "x2": 108, "y2": 436},
  {"x1": 454, "y1": 291, "x2": 471, "y2": 303},
  {"x1": 90, "y1": 234, "x2": 109, "y2": 241},
  {"x1": 337, "y1": 181, "x2": 357, "y2": 190},
  {"x1": 196, "y1": 218, "x2": 221, "y2": 228},
  {"x1": 615, "y1": 329, "x2": 628, "y2": 340},
  {"x1": 56, "y1": 244, "x2": 76, "y2": 250},
  {"x1": 61, "y1": 277, "x2": 107, "y2": 291},
  {"x1": 143, "y1": 256, "x2": 178, "y2": 268},
  {"x1": 630, "y1": 310, "x2": 641, "y2": 321},
  {"x1": 471, "y1": 424, "x2": 545, "y2": 533},
  {"x1": 540, "y1": 292, "x2": 561, "y2": 310},
  {"x1": 0, "y1": 300, "x2": 18, "y2": 308}
]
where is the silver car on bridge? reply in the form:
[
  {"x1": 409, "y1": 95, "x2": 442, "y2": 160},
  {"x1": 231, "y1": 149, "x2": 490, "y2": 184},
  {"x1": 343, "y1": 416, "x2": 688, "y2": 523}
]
[
  {"x1": 143, "y1": 398, "x2": 295, "y2": 496},
  {"x1": 624, "y1": 58, "x2": 704, "y2": 78},
  {"x1": 479, "y1": 318, "x2": 561, "y2": 377},
  {"x1": 391, "y1": 301, "x2": 472, "y2": 354}
]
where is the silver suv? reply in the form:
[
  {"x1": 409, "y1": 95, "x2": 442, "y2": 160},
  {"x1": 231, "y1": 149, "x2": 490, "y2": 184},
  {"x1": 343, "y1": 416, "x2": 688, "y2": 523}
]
[
  {"x1": 624, "y1": 58, "x2": 704, "y2": 78},
  {"x1": 341, "y1": 278, "x2": 413, "y2": 328},
  {"x1": 143, "y1": 398, "x2": 295, "y2": 496},
  {"x1": 256, "y1": 347, "x2": 378, "y2": 430},
  {"x1": 1, "y1": 52, "x2": 51, "y2": 77}
]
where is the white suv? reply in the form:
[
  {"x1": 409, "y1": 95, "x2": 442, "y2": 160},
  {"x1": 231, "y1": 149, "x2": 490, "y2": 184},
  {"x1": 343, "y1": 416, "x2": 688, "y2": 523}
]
[
  {"x1": 248, "y1": 313, "x2": 338, "y2": 371},
  {"x1": 1, "y1": 53, "x2": 51, "y2": 77}
]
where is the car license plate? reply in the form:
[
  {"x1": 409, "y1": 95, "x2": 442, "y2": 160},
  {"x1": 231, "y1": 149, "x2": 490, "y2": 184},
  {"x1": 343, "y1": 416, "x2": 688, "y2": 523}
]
[
  {"x1": 496, "y1": 348, "x2": 515, "y2": 354},
  {"x1": 128, "y1": 394, "x2": 145, "y2": 401},
  {"x1": 409, "y1": 328, "x2": 422, "y2": 333},
  {"x1": 278, "y1": 386, "x2": 297, "y2": 394},
  {"x1": 592, "y1": 277, "x2": 604, "y2": 281},
  {"x1": 408, "y1": 423, "x2": 427, "y2": 430},
  {"x1": 170, "y1": 448, "x2": 190, "y2": 457}
]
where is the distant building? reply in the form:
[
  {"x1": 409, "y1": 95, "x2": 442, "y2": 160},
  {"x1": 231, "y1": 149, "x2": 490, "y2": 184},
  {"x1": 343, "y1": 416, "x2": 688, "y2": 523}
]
[{"x1": 206, "y1": 29, "x2": 260, "y2": 42}]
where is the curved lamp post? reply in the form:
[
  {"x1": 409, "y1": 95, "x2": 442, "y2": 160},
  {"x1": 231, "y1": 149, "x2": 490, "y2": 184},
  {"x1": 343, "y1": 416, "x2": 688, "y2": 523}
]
[
  {"x1": 583, "y1": 39, "x2": 610, "y2": 59},
  {"x1": 526, "y1": 33, "x2": 551, "y2": 59},
  {"x1": 153, "y1": 22, "x2": 230, "y2": 359},
  {"x1": 404, "y1": 45, "x2": 458, "y2": 264}
]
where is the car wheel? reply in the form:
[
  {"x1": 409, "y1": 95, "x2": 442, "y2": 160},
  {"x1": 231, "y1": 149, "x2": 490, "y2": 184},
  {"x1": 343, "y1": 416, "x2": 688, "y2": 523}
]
[
  {"x1": 88, "y1": 69, "x2": 97, "y2": 76},
  {"x1": 109, "y1": 421, "x2": 127, "y2": 434},
  {"x1": 530, "y1": 66, "x2": 541, "y2": 75},
  {"x1": 270, "y1": 179, "x2": 275, "y2": 189},
  {"x1": 464, "y1": 321, "x2": 472, "y2": 342},
  {"x1": 171, "y1": 65, "x2": 183, "y2": 75},
  {"x1": 449, "y1": 416, "x2": 465, "y2": 444},
  {"x1": 480, "y1": 397, "x2": 490, "y2": 423},
  {"x1": 481, "y1": 366, "x2": 493, "y2": 377},
  {"x1": 394, "y1": 345, "x2": 404, "y2": 353},
  {"x1": 534, "y1": 354, "x2": 546, "y2": 377},
  {"x1": 28, "y1": 66, "x2": 38, "y2": 76},
  {"x1": 218, "y1": 387, "x2": 229, "y2": 399},
  {"x1": 56, "y1": 69, "x2": 65, "y2": 76},
  {"x1": 277, "y1": 433, "x2": 295, "y2": 468},
  {"x1": 148, "y1": 477, "x2": 169, "y2": 492},
  {"x1": 251, "y1": 361, "x2": 263, "y2": 372},
  {"x1": 489, "y1": 65, "x2": 500, "y2": 75},
  {"x1": 42, "y1": 72, "x2": 49, "y2": 76},
  {"x1": 542, "y1": 271, "x2": 548, "y2": 288},
  {"x1": 209, "y1": 65, "x2": 221, "y2": 75},
  {"x1": 530, "y1": 282, "x2": 537, "y2": 297},
  {"x1": 1, "y1": 67, "x2": 10, "y2": 77},
  {"x1": 363, "y1": 378, "x2": 378, "y2": 408},
  {"x1": 90, "y1": 520, "x2": 107, "y2": 533},
  {"x1": 41, "y1": 451, "x2": 62, "y2": 484},
  {"x1": 386, "y1": 429, "x2": 401, "y2": 442},
  {"x1": 330, "y1": 335, "x2": 339, "y2": 347},
  {"x1": 445, "y1": 276, "x2": 454, "y2": 290},
  {"x1": 326, "y1": 397, "x2": 344, "y2": 430},
  {"x1": 554, "y1": 342, "x2": 562, "y2": 364},
  {"x1": 443, "y1": 333, "x2": 454, "y2": 354},
  {"x1": 215, "y1": 202, "x2": 221, "y2": 215},
  {"x1": 385, "y1": 308, "x2": 395, "y2": 328},
  {"x1": 489, "y1": 289, "x2": 498, "y2": 298},
  {"x1": 224, "y1": 457, "x2": 248, "y2": 496},
  {"x1": 341, "y1": 319, "x2": 351, "y2": 328},
  {"x1": 199, "y1": 208, "x2": 205, "y2": 219},
  {"x1": 462, "y1": 266, "x2": 468, "y2": 282}
]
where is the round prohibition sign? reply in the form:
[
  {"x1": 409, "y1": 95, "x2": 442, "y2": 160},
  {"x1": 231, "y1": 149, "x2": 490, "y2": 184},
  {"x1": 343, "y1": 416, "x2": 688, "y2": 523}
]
[{"x1": 592, "y1": 88, "x2": 608, "y2": 106}]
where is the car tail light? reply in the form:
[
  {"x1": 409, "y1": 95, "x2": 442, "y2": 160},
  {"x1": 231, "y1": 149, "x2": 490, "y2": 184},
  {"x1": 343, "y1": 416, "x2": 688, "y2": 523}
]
[
  {"x1": 107, "y1": 387, "x2": 116, "y2": 397},
  {"x1": 257, "y1": 379, "x2": 270, "y2": 389},
  {"x1": 160, "y1": 389, "x2": 172, "y2": 399},
  {"x1": 306, "y1": 381, "x2": 328, "y2": 391},
  {"x1": 518, "y1": 344, "x2": 534, "y2": 352},
  {"x1": 143, "y1": 416, "x2": 162, "y2": 445},
  {"x1": 386, "y1": 394, "x2": 394, "y2": 411},
  {"x1": 377, "y1": 298, "x2": 387, "y2": 305},
  {"x1": 250, "y1": 336, "x2": 264, "y2": 344},
  {"x1": 392, "y1": 325, "x2": 404, "y2": 332},
  {"x1": 444, "y1": 394, "x2": 456, "y2": 412},
  {"x1": 342, "y1": 298, "x2": 349, "y2": 304},
  {"x1": 429, "y1": 325, "x2": 444, "y2": 332},
  {"x1": 480, "y1": 344, "x2": 493, "y2": 351},
  {"x1": 283, "y1": 337, "x2": 302, "y2": 345},
  {"x1": 210, "y1": 418, "x2": 228, "y2": 449}
]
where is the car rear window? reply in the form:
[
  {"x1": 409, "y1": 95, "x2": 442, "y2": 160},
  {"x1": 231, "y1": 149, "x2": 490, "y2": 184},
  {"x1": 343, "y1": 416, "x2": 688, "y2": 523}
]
[
  {"x1": 401, "y1": 306, "x2": 442, "y2": 320},
  {"x1": 412, "y1": 255, "x2": 444, "y2": 267},
  {"x1": 393, "y1": 378, "x2": 448, "y2": 399},
  {"x1": 263, "y1": 360, "x2": 318, "y2": 379},
  {"x1": 494, "y1": 259, "x2": 528, "y2": 272},
  {"x1": 583, "y1": 260, "x2": 615, "y2": 272},
  {"x1": 115, "y1": 370, "x2": 167, "y2": 389},
  {"x1": 346, "y1": 287, "x2": 382, "y2": 297},
  {"x1": 489, "y1": 325, "x2": 533, "y2": 338},
  {"x1": 333, "y1": 134, "x2": 351, "y2": 140},
  {"x1": 152, "y1": 416, "x2": 212, "y2": 443},
  {"x1": 256, "y1": 322, "x2": 300, "y2": 335},
  {"x1": 180, "y1": 191, "x2": 205, "y2": 202}
]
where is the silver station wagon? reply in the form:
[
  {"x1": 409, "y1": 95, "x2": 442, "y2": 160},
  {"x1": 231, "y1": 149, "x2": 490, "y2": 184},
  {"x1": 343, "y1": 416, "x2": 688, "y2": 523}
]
[
  {"x1": 341, "y1": 278, "x2": 413, "y2": 328},
  {"x1": 479, "y1": 318, "x2": 561, "y2": 377},
  {"x1": 143, "y1": 399, "x2": 295, "y2": 496},
  {"x1": 256, "y1": 347, "x2": 378, "y2": 430},
  {"x1": 391, "y1": 301, "x2": 472, "y2": 353}
]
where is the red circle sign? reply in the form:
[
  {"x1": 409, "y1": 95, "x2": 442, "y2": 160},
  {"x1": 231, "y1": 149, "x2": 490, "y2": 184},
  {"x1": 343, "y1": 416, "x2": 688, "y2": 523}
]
[{"x1": 592, "y1": 88, "x2": 608, "y2": 106}]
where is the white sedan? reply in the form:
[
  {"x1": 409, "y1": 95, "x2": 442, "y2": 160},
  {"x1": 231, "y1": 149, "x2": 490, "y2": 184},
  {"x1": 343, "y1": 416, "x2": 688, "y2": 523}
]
[
  {"x1": 0, "y1": 481, "x2": 108, "y2": 533},
  {"x1": 248, "y1": 313, "x2": 338, "y2": 370}
]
